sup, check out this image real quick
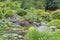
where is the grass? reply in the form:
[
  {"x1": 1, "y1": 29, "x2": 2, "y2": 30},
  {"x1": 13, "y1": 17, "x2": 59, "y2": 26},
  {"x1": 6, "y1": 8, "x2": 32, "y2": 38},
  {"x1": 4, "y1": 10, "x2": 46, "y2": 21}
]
[{"x1": 0, "y1": 36, "x2": 5, "y2": 40}]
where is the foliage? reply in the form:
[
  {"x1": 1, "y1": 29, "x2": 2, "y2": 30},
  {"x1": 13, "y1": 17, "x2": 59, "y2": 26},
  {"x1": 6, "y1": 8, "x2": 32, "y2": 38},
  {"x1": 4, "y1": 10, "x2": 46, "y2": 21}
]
[
  {"x1": 52, "y1": 10, "x2": 60, "y2": 19},
  {"x1": 0, "y1": 37, "x2": 5, "y2": 40},
  {"x1": 34, "y1": 0, "x2": 46, "y2": 9},
  {"x1": 0, "y1": 8, "x2": 3, "y2": 18},
  {"x1": 3, "y1": 7, "x2": 13, "y2": 17},
  {"x1": 26, "y1": 27, "x2": 60, "y2": 40},
  {"x1": 26, "y1": 28, "x2": 48, "y2": 40},
  {"x1": 0, "y1": 20, "x2": 10, "y2": 30},
  {"x1": 46, "y1": 0, "x2": 60, "y2": 10},
  {"x1": 16, "y1": 8, "x2": 27, "y2": 16},
  {"x1": 47, "y1": 20, "x2": 60, "y2": 29},
  {"x1": 37, "y1": 10, "x2": 51, "y2": 22},
  {"x1": 0, "y1": 0, "x2": 60, "y2": 10},
  {"x1": 10, "y1": 1, "x2": 20, "y2": 10},
  {"x1": 0, "y1": 2, "x2": 6, "y2": 8},
  {"x1": 20, "y1": 0, "x2": 46, "y2": 9},
  {"x1": 24, "y1": 8, "x2": 38, "y2": 22},
  {"x1": 24, "y1": 8, "x2": 52, "y2": 22}
]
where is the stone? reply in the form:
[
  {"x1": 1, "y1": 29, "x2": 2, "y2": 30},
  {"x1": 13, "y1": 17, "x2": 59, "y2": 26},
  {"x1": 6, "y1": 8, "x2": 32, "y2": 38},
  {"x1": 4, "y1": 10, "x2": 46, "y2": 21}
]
[
  {"x1": 41, "y1": 22, "x2": 47, "y2": 26},
  {"x1": 12, "y1": 24, "x2": 20, "y2": 27},
  {"x1": 50, "y1": 26, "x2": 56, "y2": 32},
  {"x1": 37, "y1": 26, "x2": 47, "y2": 32},
  {"x1": 50, "y1": 26, "x2": 56, "y2": 28},
  {"x1": 2, "y1": 34, "x2": 10, "y2": 37},
  {"x1": 14, "y1": 37, "x2": 18, "y2": 39},
  {"x1": 33, "y1": 22, "x2": 40, "y2": 27},
  {"x1": 18, "y1": 35, "x2": 23, "y2": 38},
  {"x1": 2, "y1": 33, "x2": 18, "y2": 37},
  {"x1": 36, "y1": 22, "x2": 47, "y2": 32},
  {"x1": 12, "y1": 28, "x2": 20, "y2": 31},
  {"x1": 11, "y1": 33, "x2": 18, "y2": 37}
]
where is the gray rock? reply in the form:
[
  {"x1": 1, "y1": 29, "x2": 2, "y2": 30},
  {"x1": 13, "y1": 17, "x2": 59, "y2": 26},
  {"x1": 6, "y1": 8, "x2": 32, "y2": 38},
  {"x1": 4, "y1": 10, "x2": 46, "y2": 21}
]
[
  {"x1": 2, "y1": 33, "x2": 18, "y2": 37},
  {"x1": 50, "y1": 26, "x2": 56, "y2": 32},
  {"x1": 36, "y1": 22, "x2": 47, "y2": 32}
]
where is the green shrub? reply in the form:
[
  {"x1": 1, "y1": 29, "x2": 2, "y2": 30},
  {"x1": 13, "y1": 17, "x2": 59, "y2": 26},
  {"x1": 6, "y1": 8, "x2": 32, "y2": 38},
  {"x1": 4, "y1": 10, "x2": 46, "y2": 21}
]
[
  {"x1": 10, "y1": 1, "x2": 20, "y2": 10},
  {"x1": 16, "y1": 8, "x2": 27, "y2": 16},
  {"x1": 0, "y1": 8, "x2": 3, "y2": 19},
  {"x1": 47, "y1": 20, "x2": 60, "y2": 29},
  {"x1": 37, "y1": 10, "x2": 52, "y2": 22},
  {"x1": 24, "y1": 8, "x2": 39, "y2": 22},
  {"x1": 0, "y1": 2, "x2": 5, "y2": 8},
  {"x1": 3, "y1": 7, "x2": 13, "y2": 17},
  {"x1": 0, "y1": 20, "x2": 10, "y2": 31},
  {"x1": 26, "y1": 27, "x2": 60, "y2": 40},
  {"x1": 0, "y1": 37, "x2": 5, "y2": 40},
  {"x1": 52, "y1": 10, "x2": 60, "y2": 19},
  {"x1": 26, "y1": 28, "x2": 48, "y2": 40}
]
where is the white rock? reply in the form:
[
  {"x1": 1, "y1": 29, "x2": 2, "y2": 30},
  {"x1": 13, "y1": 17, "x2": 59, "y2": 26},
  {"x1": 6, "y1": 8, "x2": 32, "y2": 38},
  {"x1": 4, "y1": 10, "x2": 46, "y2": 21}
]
[{"x1": 18, "y1": 35, "x2": 22, "y2": 38}]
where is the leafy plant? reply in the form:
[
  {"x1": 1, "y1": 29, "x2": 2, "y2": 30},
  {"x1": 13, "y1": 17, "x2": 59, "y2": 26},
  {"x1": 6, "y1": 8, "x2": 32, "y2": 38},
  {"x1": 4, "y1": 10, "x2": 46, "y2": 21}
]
[
  {"x1": 24, "y1": 8, "x2": 38, "y2": 22},
  {"x1": 0, "y1": 2, "x2": 6, "y2": 8},
  {"x1": 47, "y1": 19, "x2": 60, "y2": 29},
  {"x1": 16, "y1": 8, "x2": 27, "y2": 16},
  {"x1": 52, "y1": 10, "x2": 60, "y2": 19},
  {"x1": 36, "y1": 10, "x2": 51, "y2": 22},
  {"x1": 3, "y1": 7, "x2": 13, "y2": 17},
  {"x1": 10, "y1": 1, "x2": 20, "y2": 10},
  {"x1": 26, "y1": 27, "x2": 60, "y2": 40},
  {"x1": 0, "y1": 37, "x2": 5, "y2": 40},
  {"x1": 0, "y1": 8, "x2": 3, "y2": 19},
  {"x1": 0, "y1": 20, "x2": 10, "y2": 31}
]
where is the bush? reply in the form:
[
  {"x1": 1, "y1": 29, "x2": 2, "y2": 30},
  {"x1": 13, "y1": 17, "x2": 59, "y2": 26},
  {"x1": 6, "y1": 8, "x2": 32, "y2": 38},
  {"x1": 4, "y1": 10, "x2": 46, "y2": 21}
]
[
  {"x1": 24, "y1": 8, "x2": 40, "y2": 22},
  {"x1": 3, "y1": 7, "x2": 13, "y2": 17},
  {"x1": 10, "y1": 1, "x2": 20, "y2": 10},
  {"x1": 16, "y1": 8, "x2": 27, "y2": 16},
  {"x1": 0, "y1": 2, "x2": 5, "y2": 8},
  {"x1": 0, "y1": 19, "x2": 10, "y2": 31},
  {"x1": 52, "y1": 10, "x2": 60, "y2": 19},
  {"x1": 0, "y1": 8, "x2": 3, "y2": 19},
  {"x1": 37, "y1": 10, "x2": 51, "y2": 22},
  {"x1": 0, "y1": 37, "x2": 5, "y2": 40},
  {"x1": 47, "y1": 20, "x2": 60, "y2": 29},
  {"x1": 26, "y1": 28, "x2": 48, "y2": 40},
  {"x1": 26, "y1": 27, "x2": 60, "y2": 40},
  {"x1": 0, "y1": 22, "x2": 9, "y2": 31}
]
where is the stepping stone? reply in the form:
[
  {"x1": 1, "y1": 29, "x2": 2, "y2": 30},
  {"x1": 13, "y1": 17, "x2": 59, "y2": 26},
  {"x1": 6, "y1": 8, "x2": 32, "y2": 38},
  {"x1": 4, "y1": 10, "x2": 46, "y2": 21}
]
[
  {"x1": 12, "y1": 28, "x2": 21, "y2": 31},
  {"x1": 2, "y1": 33, "x2": 18, "y2": 37}
]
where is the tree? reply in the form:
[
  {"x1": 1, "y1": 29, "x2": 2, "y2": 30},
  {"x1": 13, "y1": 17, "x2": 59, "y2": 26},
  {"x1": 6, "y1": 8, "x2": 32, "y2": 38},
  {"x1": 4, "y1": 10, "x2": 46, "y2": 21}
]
[{"x1": 45, "y1": 0, "x2": 60, "y2": 11}]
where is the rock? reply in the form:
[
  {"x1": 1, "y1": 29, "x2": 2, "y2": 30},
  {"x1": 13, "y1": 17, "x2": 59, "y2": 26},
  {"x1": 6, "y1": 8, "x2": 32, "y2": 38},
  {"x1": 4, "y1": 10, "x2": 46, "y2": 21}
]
[
  {"x1": 12, "y1": 24, "x2": 20, "y2": 27},
  {"x1": 37, "y1": 26, "x2": 47, "y2": 32},
  {"x1": 12, "y1": 28, "x2": 20, "y2": 31},
  {"x1": 2, "y1": 33, "x2": 18, "y2": 37},
  {"x1": 41, "y1": 22, "x2": 47, "y2": 26},
  {"x1": 33, "y1": 22, "x2": 40, "y2": 27},
  {"x1": 14, "y1": 37, "x2": 18, "y2": 39},
  {"x1": 18, "y1": 35, "x2": 23, "y2": 38},
  {"x1": 19, "y1": 20, "x2": 30, "y2": 26},
  {"x1": 50, "y1": 26, "x2": 56, "y2": 32},
  {"x1": 2, "y1": 34, "x2": 8, "y2": 37},
  {"x1": 36, "y1": 22, "x2": 47, "y2": 32}
]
